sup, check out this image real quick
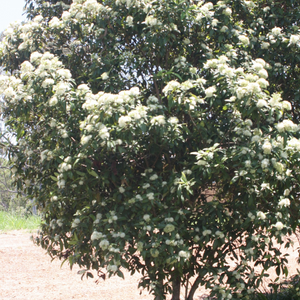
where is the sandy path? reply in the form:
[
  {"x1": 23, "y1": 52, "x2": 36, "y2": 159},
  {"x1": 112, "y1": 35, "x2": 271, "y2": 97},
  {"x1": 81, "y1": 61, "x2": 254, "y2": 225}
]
[
  {"x1": 0, "y1": 231, "x2": 210, "y2": 300},
  {"x1": 0, "y1": 231, "x2": 299, "y2": 300}
]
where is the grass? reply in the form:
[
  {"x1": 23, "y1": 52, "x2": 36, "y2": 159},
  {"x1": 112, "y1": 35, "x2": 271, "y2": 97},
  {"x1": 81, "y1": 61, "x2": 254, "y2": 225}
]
[{"x1": 0, "y1": 210, "x2": 41, "y2": 232}]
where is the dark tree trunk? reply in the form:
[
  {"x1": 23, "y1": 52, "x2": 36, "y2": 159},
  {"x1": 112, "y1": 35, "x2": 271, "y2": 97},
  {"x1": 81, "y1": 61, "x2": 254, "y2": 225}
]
[
  {"x1": 171, "y1": 277, "x2": 181, "y2": 300},
  {"x1": 154, "y1": 280, "x2": 164, "y2": 300},
  {"x1": 187, "y1": 276, "x2": 202, "y2": 300}
]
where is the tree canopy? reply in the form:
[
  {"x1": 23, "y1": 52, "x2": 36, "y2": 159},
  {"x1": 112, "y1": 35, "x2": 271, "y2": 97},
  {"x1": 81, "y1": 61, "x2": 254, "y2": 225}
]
[{"x1": 1, "y1": 1, "x2": 300, "y2": 299}]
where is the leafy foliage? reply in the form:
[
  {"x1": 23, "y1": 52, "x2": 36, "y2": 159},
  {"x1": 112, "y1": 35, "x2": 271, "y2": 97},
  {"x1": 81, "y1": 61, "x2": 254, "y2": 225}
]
[{"x1": 1, "y1": 1, "x2": 300, "y2": 299}]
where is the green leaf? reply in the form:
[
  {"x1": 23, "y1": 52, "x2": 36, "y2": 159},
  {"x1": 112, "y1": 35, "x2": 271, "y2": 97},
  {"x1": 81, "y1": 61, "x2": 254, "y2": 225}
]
[
  {"x1": 87, "y1": 169, "x2": 99, "y2": 178},
  {"x1": 117, "y1": 270, "x2": 124, "y2": 279}
]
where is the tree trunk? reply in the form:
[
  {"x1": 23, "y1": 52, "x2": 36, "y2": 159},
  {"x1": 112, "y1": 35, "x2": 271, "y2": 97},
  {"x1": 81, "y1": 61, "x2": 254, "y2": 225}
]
[
  {"x1": 154, "y1": 280, "x2": 164, "y2": 300},
  {"x1": 187, "y1": 276, "x2": 202, "y2": 300},
  {"x1": 171, "y1": 277, "x2": 181, "y2": 300}
]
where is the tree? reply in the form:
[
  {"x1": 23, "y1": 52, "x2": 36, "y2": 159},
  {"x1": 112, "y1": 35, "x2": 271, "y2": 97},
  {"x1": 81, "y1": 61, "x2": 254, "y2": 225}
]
[{"x1": 1, "y1": 0, "x2": 300, "y2": 299}]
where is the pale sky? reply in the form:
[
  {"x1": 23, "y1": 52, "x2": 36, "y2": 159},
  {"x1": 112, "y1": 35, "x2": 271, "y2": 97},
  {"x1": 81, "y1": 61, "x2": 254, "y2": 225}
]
[{"x1": 0, "y1": 0, "x2": 27, "y2": 33}]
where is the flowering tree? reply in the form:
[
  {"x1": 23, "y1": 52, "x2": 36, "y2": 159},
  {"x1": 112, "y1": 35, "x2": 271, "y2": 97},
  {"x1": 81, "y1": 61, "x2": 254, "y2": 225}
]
[{"x1": 1, "y1": 0, "x2": 300, "y2": 299}]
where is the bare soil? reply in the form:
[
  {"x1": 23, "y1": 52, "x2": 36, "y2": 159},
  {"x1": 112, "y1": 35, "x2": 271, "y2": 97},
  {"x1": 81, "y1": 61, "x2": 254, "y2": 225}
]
[{"x1": 0, "y1": 231, "x2": 299, "y2": 300}]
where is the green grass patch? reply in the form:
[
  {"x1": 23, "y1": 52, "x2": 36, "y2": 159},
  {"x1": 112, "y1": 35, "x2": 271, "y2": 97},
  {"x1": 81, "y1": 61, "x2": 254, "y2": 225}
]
[{"x1": 0, "y1": 211, "x2": 41, "y2": 231}]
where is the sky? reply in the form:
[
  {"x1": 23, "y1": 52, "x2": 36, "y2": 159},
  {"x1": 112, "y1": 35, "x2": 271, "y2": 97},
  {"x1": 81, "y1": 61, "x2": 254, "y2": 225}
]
[{"x1": 0, "y1": 0, "x2": 27, "y2": 33}]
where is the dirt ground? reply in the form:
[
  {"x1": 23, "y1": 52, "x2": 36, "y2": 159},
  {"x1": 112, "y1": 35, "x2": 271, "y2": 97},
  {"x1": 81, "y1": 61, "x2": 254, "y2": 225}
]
[{"x1": 0, "y1": 231, "x2": 299, "y2": 300}]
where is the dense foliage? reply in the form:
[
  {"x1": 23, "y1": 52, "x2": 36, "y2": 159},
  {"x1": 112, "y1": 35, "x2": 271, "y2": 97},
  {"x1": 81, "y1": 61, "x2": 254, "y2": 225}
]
[{"x1": 1, "y1": 0, "x2": 300, "y2": 299}]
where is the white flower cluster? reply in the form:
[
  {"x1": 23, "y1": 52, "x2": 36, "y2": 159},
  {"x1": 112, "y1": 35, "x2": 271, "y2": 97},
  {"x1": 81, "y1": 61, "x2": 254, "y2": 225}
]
[
  {"x1": 278, "y1": 198, "x2": 290, "y2": 208},
  {"x1": 203, "y1": 229, "x2": 212, "y2": 236},
  {"x1": 111, "y1": 231, "x2": 126, "y2": 238},
  {"x1": 82, "y1": 87, "x2": 141, "y2": 120},
  {"x1": 107, "y1": 264, "x2": 118, "y2": 272},
  {"x1": 58, "y1": 157, "x2": 72, "y2": 174},
  {"x1": 276, "y1": 119, "x2": 299, "y2": 133},
  {"x1": 93, "y1": 213, "x2": 102, "y2": 225},
  {"x1": 235, "y1": 61, "x2": 270, "y2": 101},
  {"x1": 144, "y1": 15, "x2": 162, "y2": 27},
  {"x1": 257, "y1": 211, "x2": 266, "y2": 220},
  {"x1": 63, "y1": 0, "x2": 111, "y2": 24},
  {"x1": 150, "y1": 115, "x2": 166, "y2": 126},
  {"x1": 287, "y1": 137, "x2": 300, "y2": 151},
  {"x1": 195, "y1": 2, "x2": 214, "y2": 22},
  {"x1": 40, "y1": 149, "x2": 54, "y2": 162},
  {"x1": 162, "y1": 80, "x2": 182, "y2": 95},
  {"x1": 174, "y1": 56, "x2": 187, "y2": 68},
  {"x1": 91, "y1": 230, "x2": 105, "y2": 241},
  {"x1": 164, "y1": 224, "x2": 175, "y2": 233},
  {"x1": 71, "y1": 218, "x2": 80, "y2": 228},
  {"x1": 288, "y1": 34, "x2": 300, "y2": 46},
  {"x1": 178, "y1": 250, "x2": 190, "y2": 259},
  {"x1": 2, "y1": 15, "x2": 43, "y2": 52},
  {"x1": 99, "y1": 239, "x2": 110, "y2": 250}
]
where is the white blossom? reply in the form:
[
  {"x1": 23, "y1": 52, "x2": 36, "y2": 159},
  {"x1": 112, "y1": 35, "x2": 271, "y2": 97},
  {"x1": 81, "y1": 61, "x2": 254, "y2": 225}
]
[
  {"x1": 287, "y1": 138, "x2": 300, "y2": 150},
  {"x1": 239, "y1": 35, "x2": 250, "y2": 45},
  {"x1": 150, "y1": 248, "x2": 159, "y2": 257},
  {"x1": 81, "y1": 135, "x2": 92, "y2": 145},
  {"x1": 278, "y1": 198, "x2": 290, "y2": 208},
  {"x1": 164, "y1": 224, "x2": 175, "y2": 233},
  {"x1": 261, "y1": 159, "x2": 269, "y2": 169},
  {"x1": 144, "y1": 16, "x2": 161, "y2": 27},
  {"x1": 71, "y1": 218, "x2": 80, "y2": 228},
  {"x1": 91, "y1": 231, "x2": 103, "y2": 240},
  {"x1": 107, "y1": 264, "x2": 118, "y2": 272},
  {"x1": 262, "y1": 141, "x2": 272, "y2": 154},
  {"x1": 57, "y1": 69, "x2": 72, "y2": 79},
  {"x1": 149, "y1": 174, "x2": 158, "y2": 181},
  {"x1": 257, "y1": 78, "x2": 269, "y2": 88},
  {"x1": 282, "y1": 101, "x2": 292, "y2": 111},
  {"x1": 126, "y1": 16, "x2": 134, "y2": 26},
  {"x1": 203, "y1": 229, "x2": 212, "y2": 236},
  {"x1": 163, "y1": 81, "x2": 181, "y2": 95},
  {"x1": 258, "y1": 69, "x2": 268, "y2": 79},
  {"x1": 151, "y1": 115, "x2": 166, "y2": 126},
  {"x1": 143, "y1": 214, "x2": 150, "y2": 222},
  {"x1": 54, "y1": 82, "x2": 70, "y2": 96},
  {"x1": 99, "y1": 239, "x2": 110, "y2": 250},
  {"x1": 274, "y1": 221, "x2": 284, "y2": 231},
  {"x1": 205, "y1": 86, "x2": 216, "y2": 97},
  {"x1": 276, "y1": 120, "x2": 298, "y2": 132},
  {"x1": 257, "y1": 211, "x2": 266, "y2": 220},
  {"x1": 147, "y1": 192, "x2": 154, "y2": 200},
  {"x1": 178, "y1": 250, "x2": 190, "y2": 259},
  {"x1": 101, "y1": 72, "x2": 109, "y2": 80},
  {"x1": 271, "y1": 27, "x2": 282, "y2": 36},
  {"x1": 256, "y1": 99, "x2": 268, "y2": 108},
  {"x1": 118, "y1": 116, "x2": 132, "y2": 127},
  {"x1": 21, "y1": 61, "x2": 34, "y2": 73},
  {"x1": 220, "y1": 25, "x2": 228, "y2": 32},
  {"x1": 215, "y1": 230, "x2": 225, "y2": 239},
  {"x1": 222, "y1": 7, "x2": 232, "y2": 16},
  {"x1": 289, "y1": 34, "x2": 300, "y2": 45},
  {"x1": 49, "y1": 96, "x2": 58, "y2": 106},
  {"x1": 42, "y1": 78, "x2": 55, "y2": 88},
  {"x1": 49, "y1": 17, "x2": 61, "y2": 28}
]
